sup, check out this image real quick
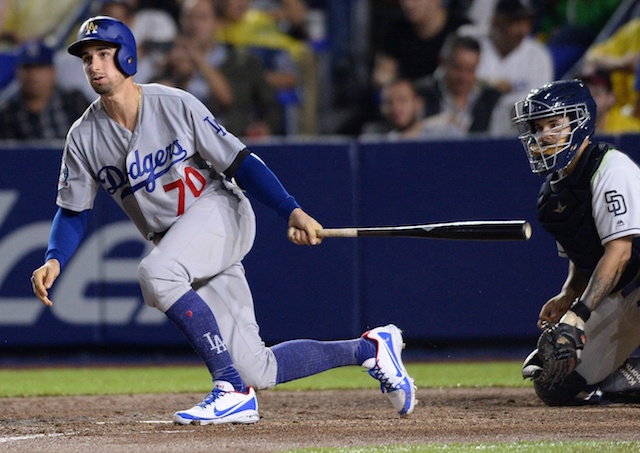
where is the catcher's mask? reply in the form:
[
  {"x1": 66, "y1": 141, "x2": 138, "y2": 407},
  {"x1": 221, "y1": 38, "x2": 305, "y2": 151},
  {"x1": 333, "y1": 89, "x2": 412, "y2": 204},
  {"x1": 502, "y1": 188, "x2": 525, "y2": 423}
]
[
  {"x1": 512, "y1": 79, "x2": 596, "y2": 175},
  {"x1": 68, "y1": 15, "x2": 137, "y2": 76}
]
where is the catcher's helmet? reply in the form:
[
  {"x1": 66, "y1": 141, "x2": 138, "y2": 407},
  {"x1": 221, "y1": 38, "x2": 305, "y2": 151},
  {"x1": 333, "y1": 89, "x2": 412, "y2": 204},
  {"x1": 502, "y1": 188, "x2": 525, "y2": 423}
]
[
  {"x1": 68, "y1": 16, "x2": 137, "y2": 76},
  {"x1": 512, "y1": 79, "x2": 596, "y2": 175}
]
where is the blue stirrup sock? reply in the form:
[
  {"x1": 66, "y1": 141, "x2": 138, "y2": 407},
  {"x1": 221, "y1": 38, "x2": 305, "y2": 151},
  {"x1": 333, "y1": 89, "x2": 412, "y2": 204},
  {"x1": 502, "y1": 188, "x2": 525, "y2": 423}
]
[
  {"x1": 165, "y1": 290, "x2": 247, "y2": 393},
  {"x1": 271, "y1": 337, "x2": 377, "y2": 384}
]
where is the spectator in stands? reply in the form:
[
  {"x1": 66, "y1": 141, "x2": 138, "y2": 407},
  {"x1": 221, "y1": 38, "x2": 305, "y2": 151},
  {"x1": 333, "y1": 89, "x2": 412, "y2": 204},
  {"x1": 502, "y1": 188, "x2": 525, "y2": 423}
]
[
  {"x1": 378, "y1": 78, "x2": 426, "y2": 138},
  {"x1": 462, "y1": 0, "x2": 554, "y2": 136},
  {"x1": 371, "y1": 78, "x2": 462, "y2": 140},
  {"x1": 414, "y1": 34, "x2": 502, "y2": 136},
  {"x1": 0, "y1": 0, "x2": 86, "y2": 44},
  {"x1": 464, "y1": 0, "x2": 499, "y2": 36},
  {"x1": 215, "y1": 0, "x2": 318, "y2": 135},
  {"x1": 632, "y1": 59, "x2": 640, "y2": 126},
  {"x1": 216, "y1": 0, "x2": 302, "y2": 92},
  {"x1": 129, "y1": 1, "x2": 180, "y2": 47},
  {"x1": 154, "y1": 0, "x2": 282, "y2": 138},
  {"x1": 371, "y1": 0, "x2": 470, "y2": 89},
  {"x1": 535, "y1": 0, "x2": 622, "y2": 78},
  {"x1": 0, "y1": 41, "x2": 88, "y2": 140},
  {"x1": 580, "y1": 70, "x2": 640, "y2": 135},
  {"x1": 251, "y1": 0, "x2": 310, "y2": 41},
  {"x1": 136, "y1": 0, "x2": 181, "y2": 22},
  {"x1": 582, "y1": 17, "x2": 640, "y2": 131}
]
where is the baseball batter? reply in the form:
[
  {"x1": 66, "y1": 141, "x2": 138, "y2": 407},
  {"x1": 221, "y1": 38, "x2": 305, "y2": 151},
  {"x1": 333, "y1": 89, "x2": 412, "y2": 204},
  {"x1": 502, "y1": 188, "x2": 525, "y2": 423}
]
[
  {"x1": 30, "y1": 16, "x2": 416, "y2": 424},
  {"x1": 513, "y1": 79, "x2": 640, "y2": 405}
]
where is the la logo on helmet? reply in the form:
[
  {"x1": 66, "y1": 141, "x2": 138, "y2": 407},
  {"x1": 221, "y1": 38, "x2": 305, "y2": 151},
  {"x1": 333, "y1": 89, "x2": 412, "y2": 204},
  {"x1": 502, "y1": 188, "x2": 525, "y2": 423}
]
[{"x1": 86, "y1": 22, "x2": 98, "y2": 35}]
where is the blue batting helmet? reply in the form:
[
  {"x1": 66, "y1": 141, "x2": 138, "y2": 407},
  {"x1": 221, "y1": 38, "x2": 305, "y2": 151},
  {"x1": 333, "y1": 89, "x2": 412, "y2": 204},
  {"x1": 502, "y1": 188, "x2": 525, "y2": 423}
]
[
  {"x1": 68, "y1": 16, "x2": 137, "y2": 76},
  {"x1": 512, "y1": 79, "x2": 596, "y2": 175}
]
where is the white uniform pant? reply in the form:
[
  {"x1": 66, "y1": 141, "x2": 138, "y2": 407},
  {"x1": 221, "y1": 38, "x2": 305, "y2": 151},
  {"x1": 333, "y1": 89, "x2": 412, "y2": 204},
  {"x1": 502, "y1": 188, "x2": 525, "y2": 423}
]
[
  {"x1": 576, "y1": 286, "x2": 640, "y2": 385},
  {"x1": 137, "y1": 182, "x2": 278, "y2": 389}
]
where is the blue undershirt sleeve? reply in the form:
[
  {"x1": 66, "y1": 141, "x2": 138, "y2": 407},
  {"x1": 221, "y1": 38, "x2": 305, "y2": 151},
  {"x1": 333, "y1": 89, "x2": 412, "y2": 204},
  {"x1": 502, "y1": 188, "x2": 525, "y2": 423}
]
[
  {"x1": 44, "y1": 208, "x2": 89, "y2": 270},
  {"x1": 234, "y1": 153, "x2": 300, "y2": 220}
]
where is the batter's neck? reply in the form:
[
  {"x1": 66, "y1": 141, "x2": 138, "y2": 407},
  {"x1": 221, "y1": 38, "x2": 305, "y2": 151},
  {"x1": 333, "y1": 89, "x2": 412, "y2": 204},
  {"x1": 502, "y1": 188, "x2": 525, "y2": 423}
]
[{"x1": 101, "y1": 81, "x2": 141, "y2": 133}]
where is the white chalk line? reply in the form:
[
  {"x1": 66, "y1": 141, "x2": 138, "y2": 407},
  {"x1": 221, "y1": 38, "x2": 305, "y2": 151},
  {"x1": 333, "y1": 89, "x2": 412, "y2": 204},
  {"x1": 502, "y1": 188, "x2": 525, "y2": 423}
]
[
  {"x1": 0, "y1": 433, "x2": 65, "y2": 443},
  {"x1": 96, "y1": 420, "x2": 172, "y2": 425},
  {"x1": 1, "y1": 420, "x2": 176, "y2": 443}
]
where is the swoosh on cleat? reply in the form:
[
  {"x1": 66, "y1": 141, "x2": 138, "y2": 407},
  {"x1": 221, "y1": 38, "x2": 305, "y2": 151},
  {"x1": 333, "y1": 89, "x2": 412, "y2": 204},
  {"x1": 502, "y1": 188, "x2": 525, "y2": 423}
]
[
  {"x1": 213, "y1": 398, "x2": 256, "y2": 418},
  {"x1": 380, "y1": 333, "x2": 404, "y2": 377}
]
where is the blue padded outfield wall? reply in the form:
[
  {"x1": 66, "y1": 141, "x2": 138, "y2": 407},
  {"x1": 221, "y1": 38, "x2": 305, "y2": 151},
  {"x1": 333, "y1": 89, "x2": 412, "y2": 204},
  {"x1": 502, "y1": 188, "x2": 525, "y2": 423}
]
[{"x1": 1, "y1": 135, "x2": 636, "y2": 350}]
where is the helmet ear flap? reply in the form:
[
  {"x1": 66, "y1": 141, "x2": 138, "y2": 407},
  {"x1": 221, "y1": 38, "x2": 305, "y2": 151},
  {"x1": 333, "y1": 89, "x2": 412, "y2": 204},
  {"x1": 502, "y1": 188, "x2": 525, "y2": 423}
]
[{"x1": 116, "y1": 42, "x2": 137, "y2": 76}]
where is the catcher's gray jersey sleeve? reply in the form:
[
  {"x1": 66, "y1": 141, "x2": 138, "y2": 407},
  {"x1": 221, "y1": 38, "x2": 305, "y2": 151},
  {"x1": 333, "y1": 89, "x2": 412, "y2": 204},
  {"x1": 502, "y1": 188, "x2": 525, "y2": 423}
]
[{"x1": 591, "y1": 150, "x2": 640, "y2": 244}]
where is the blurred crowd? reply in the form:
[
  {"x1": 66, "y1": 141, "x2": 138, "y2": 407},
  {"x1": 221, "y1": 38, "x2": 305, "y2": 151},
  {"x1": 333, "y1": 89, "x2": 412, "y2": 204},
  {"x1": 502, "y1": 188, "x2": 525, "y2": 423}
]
[{"x1": 1, "y1": 0, "x2": 639, "y2": 141}]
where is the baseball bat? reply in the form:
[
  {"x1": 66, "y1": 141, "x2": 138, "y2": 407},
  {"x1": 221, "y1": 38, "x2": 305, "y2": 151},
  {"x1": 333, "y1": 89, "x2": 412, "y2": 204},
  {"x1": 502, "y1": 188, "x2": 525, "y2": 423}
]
[{"x1": 317, "y1": 220, "x2": 532, "y2": 241}]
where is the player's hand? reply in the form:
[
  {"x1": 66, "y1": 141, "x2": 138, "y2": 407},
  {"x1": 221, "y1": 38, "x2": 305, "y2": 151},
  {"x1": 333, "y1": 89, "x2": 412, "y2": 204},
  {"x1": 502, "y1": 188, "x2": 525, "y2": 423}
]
[
  {"x1": 538, "y1": 294, "x2": 573, "y2": 330},
  {"x1": 288, "y1": 208, "x2": 322, "y2": 246},
  {"x1": 30, "y1": 259, "x2": 61, "y2": 307}
]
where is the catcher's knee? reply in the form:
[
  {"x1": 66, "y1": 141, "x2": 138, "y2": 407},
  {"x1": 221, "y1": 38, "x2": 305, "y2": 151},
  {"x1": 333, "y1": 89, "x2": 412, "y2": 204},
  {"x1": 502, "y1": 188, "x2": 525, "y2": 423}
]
[{"x1": 533, "y1": 372, "x2": 587, "y2": 406}]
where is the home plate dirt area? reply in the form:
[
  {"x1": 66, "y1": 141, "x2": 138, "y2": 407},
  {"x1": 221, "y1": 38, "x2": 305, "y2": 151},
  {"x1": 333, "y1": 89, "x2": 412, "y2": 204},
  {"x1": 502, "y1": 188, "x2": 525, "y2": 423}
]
[{"x1": 2, "y1": 388, "x2": 640, "y2": 452}]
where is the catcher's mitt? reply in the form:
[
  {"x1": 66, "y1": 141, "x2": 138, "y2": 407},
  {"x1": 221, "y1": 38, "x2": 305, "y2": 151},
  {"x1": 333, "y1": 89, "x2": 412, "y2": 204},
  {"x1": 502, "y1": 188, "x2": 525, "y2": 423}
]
[{"x1": 535, "y1": 322, "x2": 585, "y2": 388}]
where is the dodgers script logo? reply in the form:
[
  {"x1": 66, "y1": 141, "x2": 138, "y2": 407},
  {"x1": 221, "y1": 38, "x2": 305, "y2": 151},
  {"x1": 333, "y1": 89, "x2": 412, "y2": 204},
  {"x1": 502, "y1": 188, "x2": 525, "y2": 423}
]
[
  {"x1": 128, "y1": 139, "x2": 189, "y2": 193},
  {"x1": 97, "y1": 139, "x2": 189, "y2": 198},
  {"x1": 98, "y1": 165, "x2": 128, "y2": 196}
]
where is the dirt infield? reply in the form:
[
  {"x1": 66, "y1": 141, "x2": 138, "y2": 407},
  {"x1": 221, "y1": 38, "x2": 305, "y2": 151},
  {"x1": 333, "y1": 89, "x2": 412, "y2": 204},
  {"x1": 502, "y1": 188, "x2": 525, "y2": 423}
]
[{"x1": 2, "y1": 387, "x2": 640, "y2": 452}]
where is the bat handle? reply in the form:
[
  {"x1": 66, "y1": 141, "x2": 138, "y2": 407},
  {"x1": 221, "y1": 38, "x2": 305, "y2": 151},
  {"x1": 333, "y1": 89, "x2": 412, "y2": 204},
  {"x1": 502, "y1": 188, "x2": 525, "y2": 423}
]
[{"x1": 317, "y1": 228, "x2": 358, "y2": 238}]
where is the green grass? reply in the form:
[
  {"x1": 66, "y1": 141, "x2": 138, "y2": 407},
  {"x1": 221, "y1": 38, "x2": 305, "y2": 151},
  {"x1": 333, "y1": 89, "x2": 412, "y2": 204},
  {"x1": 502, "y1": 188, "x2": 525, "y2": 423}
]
[
  {"x1": 0, "y1": 361, "x2": 529, "y2": 397},
  {"x1": 277, "y1": 361, "x2": 530, "y2": 390}
]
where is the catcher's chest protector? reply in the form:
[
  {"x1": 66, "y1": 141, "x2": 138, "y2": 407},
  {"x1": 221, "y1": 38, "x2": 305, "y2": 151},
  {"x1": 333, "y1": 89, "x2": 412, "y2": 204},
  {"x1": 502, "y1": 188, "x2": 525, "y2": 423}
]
[{"x1": 537, "y1": 143, "x2": 608, "y2": 278}]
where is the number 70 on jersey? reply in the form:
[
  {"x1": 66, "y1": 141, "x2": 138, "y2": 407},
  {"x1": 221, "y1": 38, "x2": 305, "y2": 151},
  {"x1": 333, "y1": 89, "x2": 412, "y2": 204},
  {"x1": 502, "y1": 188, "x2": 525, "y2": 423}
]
[{"x1": 163, "y1": 166, "x2": 207, "y2": 216}]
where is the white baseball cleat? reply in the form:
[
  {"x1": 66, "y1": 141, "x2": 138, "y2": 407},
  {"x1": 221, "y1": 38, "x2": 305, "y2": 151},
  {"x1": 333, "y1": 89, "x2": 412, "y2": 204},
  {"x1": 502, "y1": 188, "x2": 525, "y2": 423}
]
[
  {"x1": 173, "y1": 381, "x2": 259, "y2": 425},
  {"x1": 362, "y1": 324, "x2": 417, "y2": 416}
]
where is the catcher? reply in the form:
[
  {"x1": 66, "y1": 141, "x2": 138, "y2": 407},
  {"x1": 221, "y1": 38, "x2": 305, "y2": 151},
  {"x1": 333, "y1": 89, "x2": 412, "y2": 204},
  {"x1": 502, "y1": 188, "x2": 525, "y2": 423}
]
[{"x1": 513, "y1": 79, "x2": 640, "y2": 405}]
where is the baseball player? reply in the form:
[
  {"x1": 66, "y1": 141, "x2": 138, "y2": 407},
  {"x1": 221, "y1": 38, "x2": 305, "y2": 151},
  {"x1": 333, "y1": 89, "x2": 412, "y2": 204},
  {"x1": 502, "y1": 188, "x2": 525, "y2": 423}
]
[
  {"x1": 30, "y1": 16, "x2": 416, "y2": 424},
  {"x1": 513, "y1": 79, "x2": 640, "y2": 405}
]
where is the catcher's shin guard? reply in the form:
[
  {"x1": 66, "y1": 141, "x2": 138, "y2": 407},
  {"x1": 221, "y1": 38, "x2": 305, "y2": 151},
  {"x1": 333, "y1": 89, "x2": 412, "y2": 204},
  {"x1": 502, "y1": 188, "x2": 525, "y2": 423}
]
[
  {"x1": 597, "y1": 358, "x2": 640, "y2": 403},
  {"x1": 533, "y1": 371, "x2": 588, "y2": 406}
]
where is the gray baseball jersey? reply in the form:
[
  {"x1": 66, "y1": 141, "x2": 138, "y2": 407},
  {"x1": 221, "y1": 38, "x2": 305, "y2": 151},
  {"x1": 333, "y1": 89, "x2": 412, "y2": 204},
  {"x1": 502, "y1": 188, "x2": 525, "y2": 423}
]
[{"x1": 57, "y1": 83, "x2": 246, "y2": 240}]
